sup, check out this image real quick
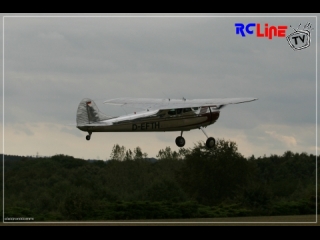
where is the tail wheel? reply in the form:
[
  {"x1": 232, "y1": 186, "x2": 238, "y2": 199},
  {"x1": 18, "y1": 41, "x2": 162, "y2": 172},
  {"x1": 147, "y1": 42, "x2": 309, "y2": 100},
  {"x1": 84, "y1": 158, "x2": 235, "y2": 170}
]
[
  {"x1": 86, "y1": 135, "x2": 91, "y2": 141},
  {"x1": 175, "y1": 136, "x2": 185, "y2": 147},
  {"x1": 206, "y1": 137, "x2": 215, "y2": 148}
]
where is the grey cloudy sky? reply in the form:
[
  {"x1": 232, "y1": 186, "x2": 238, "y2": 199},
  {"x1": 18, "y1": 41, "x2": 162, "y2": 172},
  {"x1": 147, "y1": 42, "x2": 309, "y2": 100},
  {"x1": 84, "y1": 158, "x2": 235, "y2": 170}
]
[{"x1": 1, "y1": 13, "x2": 318, "y2": 160}]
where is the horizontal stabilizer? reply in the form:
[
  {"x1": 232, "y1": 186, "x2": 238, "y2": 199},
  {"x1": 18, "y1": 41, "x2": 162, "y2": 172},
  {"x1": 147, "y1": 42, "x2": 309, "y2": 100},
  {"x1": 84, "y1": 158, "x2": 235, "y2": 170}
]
[{"x1": 77, "y1": 122, "x2": 113, "y2": 127}]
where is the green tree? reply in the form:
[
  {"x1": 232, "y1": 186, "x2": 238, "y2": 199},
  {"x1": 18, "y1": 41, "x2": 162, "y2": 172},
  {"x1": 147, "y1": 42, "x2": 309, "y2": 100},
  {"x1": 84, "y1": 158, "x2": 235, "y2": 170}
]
[
  {"x1": 133, "y1": 147, "x2": 148, "y2": 160},
  {"x1": 157, "y1": 146, "x2": 181, "y2": 160},
  {"x1": 177, "y1": 139, "x2": 250, "y2": 205},
  {"x1": 124, "y1": 149, "x2": 133, "y2": 161},
  {"x1": 62, "y1": 186, "x2": 94, "y2": 220},
  {"x1": 109, "y1": 144, "x2": 126, "y2": 161},
  {"x1": 145, "y1": 179, "x2": 187, "y2": 202}
]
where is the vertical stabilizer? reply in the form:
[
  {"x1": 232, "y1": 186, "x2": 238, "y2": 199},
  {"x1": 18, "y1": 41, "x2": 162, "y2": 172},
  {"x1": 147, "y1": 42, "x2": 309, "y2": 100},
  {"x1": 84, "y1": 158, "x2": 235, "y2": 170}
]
[{"x1": 76, "y1": 98, "x2": 112, "y2": 126}]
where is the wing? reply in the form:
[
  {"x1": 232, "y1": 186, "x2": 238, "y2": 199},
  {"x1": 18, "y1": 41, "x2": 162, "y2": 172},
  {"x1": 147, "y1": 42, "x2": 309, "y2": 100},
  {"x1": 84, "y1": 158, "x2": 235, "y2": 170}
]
[{"x1": 104, "y1": 97, "x2": 258, "y2": 110}]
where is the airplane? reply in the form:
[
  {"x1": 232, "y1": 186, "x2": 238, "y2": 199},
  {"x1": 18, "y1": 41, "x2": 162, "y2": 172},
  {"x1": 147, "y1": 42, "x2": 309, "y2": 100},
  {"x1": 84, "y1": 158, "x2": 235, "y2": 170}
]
[{"x1": 76, "y1": 97, "x2": 257, "y2": 148}]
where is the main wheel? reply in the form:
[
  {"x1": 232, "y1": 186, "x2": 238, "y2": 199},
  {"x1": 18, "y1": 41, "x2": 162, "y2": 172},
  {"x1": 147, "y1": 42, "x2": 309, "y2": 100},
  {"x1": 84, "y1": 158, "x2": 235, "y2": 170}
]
[
  {"x1": 86, "y1": 135, "x2": 91, "y2": 141},
  {"x1": 206, "y1": 137, "x2": 215, "y2": 148},
  {"x1": 175, "y1": 136, "x2": 185, "y2": 147}
]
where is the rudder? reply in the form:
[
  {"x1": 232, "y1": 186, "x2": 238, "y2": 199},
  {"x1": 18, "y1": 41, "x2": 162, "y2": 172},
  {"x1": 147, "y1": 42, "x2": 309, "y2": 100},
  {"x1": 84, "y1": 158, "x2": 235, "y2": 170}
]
[{"x1": 76, "y1": 98, "x2": 112, "y2": 126}]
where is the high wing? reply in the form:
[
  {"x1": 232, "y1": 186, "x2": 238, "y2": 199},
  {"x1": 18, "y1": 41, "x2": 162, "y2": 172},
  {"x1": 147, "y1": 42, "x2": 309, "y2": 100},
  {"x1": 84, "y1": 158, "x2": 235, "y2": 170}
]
[{"x1": 104, "y1": 97, "x2": 258, "y2": 110}]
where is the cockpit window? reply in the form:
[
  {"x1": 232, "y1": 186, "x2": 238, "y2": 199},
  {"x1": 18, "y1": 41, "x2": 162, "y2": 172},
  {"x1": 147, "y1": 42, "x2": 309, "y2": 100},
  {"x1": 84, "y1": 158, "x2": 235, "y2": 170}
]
[
  {"x1": 168, "y1": 109, "x2": 176, "y2": 115},
  {"x1": 168, "y1": 108, "x2": 193, "y2": 115},
  {"x1": 192, "y1": 107, "x2": 199, "y2": 110}
]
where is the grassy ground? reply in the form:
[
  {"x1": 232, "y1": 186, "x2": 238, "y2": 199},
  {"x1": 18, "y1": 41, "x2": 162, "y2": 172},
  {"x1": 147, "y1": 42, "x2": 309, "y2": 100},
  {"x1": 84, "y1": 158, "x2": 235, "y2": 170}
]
[{"x1": 1, "y1": 215, "x2": 319, "y2": 226}]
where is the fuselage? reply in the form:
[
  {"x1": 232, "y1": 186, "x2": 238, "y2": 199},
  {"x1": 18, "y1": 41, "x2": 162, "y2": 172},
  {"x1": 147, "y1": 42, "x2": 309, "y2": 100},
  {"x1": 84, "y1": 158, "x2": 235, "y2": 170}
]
[{"x1": 77, "y1": 107, "x2": 220, "y2": 133}]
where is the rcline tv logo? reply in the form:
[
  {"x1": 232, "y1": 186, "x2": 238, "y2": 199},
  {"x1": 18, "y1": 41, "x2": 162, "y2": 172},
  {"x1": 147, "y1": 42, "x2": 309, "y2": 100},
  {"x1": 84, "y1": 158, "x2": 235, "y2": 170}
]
[
  {"x1": 286, "y1": 22, "x2": 313, "y2": 51},
  {"x1": 235, "y1": 23, "x2": 288, "y2": 39}
]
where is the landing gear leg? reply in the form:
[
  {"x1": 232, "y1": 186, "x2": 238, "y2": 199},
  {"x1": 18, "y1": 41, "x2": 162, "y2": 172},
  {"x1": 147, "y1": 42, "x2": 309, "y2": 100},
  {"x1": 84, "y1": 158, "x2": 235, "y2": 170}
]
[
  {"x1": 175, "y1": 131, "x2": 185, "y2": 147},
  {"x1": 86, "y1": 132, "x2": 92, "y2": 141},
  {"x1": 200, "y1": 127, "x2": 215, "y2": 148}
]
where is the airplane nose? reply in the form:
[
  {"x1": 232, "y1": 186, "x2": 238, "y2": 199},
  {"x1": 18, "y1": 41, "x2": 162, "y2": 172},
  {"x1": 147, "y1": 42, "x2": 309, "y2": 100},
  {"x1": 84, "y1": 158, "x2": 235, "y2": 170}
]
[{"x1": 211, "y1": 111, "x2": 220, "y2": 121}]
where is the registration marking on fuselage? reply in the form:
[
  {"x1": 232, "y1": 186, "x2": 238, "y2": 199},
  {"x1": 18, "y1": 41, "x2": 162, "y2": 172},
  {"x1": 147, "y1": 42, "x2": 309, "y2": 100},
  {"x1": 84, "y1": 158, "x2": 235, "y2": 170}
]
[{"x1": 132, "y1": 122, "x2": 160, "y2": 131}]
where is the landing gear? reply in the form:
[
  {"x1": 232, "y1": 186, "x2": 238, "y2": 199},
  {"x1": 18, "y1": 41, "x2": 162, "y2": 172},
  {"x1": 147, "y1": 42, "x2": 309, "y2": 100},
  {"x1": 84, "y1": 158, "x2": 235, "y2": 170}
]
[
  {"x1": 175, "y1": 131, "x2": 185, "y2": 147},
  {"x1": 176, "y1": 136, "x2": 185, "y2": 147},
  {"x1": 200, "y1": 127, "x2": 215, "y2": 148},
  {"x1": 206, "y1": 137, "x2": 215, "y2": 148},
  {"x1": 86, "y1": 132, "x2": 92, "y2": 141}
]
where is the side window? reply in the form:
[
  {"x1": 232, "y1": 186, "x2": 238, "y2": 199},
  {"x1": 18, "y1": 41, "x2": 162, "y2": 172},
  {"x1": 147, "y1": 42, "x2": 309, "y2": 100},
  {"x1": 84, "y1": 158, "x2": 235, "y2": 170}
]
[
  {"x1": 183, "y1": 108, "x2": 192, "y2": 113},
  {"x1": 168, "y1": 109, "x2": 176, "y2": 115},
  {"x1": 176, "y1": 109, "x2": 182, "y2": 114}
]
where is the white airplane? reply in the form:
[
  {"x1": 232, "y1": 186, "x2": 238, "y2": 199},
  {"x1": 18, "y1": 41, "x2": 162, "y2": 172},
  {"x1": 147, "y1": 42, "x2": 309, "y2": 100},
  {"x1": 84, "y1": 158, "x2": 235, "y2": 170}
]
[{"x1": 76, "y1": 97, "x2": 257, "y2": 148}]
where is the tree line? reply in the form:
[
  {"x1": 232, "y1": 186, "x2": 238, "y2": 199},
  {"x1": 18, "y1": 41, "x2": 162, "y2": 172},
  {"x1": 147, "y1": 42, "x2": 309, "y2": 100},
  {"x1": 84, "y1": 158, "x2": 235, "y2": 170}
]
[{"x1": 1, "y1": 139, "x2": 318, "y2": 221}]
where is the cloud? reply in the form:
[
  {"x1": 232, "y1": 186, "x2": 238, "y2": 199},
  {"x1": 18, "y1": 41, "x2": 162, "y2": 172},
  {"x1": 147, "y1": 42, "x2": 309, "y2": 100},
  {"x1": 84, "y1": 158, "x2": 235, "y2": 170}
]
[
  {"x1": 13, "y1": 124, "x2": 34, "y2": 136},
  {"x1": 60, "y1": 126, "x2": 83, "y2": 137},
  {"x1": 1, "y1": 14, "x2": 317, "y2": 160},
  {"x1": 265, "y1": 130, "x2": 297, "y2": 147},
  {"x1": 38, "y1": 31, "x2": 65, "y2": 40}
]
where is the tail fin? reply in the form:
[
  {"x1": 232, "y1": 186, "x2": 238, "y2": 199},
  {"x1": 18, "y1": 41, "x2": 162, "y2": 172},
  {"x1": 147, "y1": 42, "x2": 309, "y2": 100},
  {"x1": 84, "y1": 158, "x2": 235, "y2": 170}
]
[{"x1": 76, "y1": 98, "x2": 113, "y2": 126}]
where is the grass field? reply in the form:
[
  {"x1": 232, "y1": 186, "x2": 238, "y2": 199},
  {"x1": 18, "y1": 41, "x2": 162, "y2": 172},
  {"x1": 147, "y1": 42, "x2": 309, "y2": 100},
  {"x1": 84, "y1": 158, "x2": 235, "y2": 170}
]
[{"x1": 1, "y1": 215, "x2": 319, "y2": 226}]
